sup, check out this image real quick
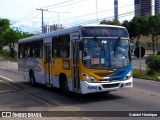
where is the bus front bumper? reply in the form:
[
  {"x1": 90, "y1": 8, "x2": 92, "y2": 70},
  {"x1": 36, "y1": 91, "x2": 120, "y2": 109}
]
[{"x1": 80, "y1": 77, "x2": 133, "y2": 94}]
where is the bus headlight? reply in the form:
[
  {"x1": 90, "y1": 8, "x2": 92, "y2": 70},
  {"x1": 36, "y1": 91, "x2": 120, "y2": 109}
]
[
  {"x1": 82, "y1": 73, "x2": 96, "y2": 83},
  {"x1": 124, "y1": 70, "x2": 132, "y2": 80}
]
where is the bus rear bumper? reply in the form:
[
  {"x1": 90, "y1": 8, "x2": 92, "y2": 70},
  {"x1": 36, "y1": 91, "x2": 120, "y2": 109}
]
[{"x1": 80, "y1": 77, "x2": 133, "y2": 94}]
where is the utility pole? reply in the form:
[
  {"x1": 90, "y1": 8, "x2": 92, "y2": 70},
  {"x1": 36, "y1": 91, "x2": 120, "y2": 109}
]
[{"x1": 36, "y1": 8, "x2": 48, "y2": 33}]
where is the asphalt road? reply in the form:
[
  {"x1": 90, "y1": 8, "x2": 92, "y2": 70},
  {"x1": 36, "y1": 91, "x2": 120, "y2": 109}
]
[{"x1": 0, "y1": 58, "x2": 160, "y2": 120}]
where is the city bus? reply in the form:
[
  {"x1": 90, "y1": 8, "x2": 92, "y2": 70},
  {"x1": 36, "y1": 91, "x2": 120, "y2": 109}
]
[{"x1": 18, "y1": 25, "x2": 133, "y2": 94}]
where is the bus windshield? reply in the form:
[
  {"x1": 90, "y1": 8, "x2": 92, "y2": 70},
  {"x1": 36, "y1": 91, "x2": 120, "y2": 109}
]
[{"x1": 82, "y1": 38, "x2": 131, "y2": 69}]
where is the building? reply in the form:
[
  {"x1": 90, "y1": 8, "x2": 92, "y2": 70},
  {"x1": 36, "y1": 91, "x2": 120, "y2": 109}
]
[
  {"x1": 43, "y1": 24, "x2": 63, "y2": 33},
  {"x1": 135, "y1": 0, "x2": 141, "y2": 16},
  {"x1": 114, "y1": 0, "x2": 118, "y2": 20},
  {"x1": 141, "y1": 0, "x2": 153, "y2": 16},
  {"x1": 135, "y1": 0, "x2": 153, "y2": 16},
  {"x1": 155, "y1": 0, "x2": 160, "y2": 14}
]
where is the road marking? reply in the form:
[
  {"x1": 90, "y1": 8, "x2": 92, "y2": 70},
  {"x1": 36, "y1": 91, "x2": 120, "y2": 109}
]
[
  {"x1": 1, "y1": 66, "x2": 18, "y2": 69},
  {"x1": 0, "y1": 75, "x2": 13, "y2": 82}
]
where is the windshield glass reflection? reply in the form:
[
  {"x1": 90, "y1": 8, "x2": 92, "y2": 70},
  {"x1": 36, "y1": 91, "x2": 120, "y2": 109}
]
[{"x1": 82, "y1": 38, "x2": 130, "y2": 69}]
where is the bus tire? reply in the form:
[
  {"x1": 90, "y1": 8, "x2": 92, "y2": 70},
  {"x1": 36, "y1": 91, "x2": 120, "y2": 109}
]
[
  {"x1": 59, "y1": 74, "x2": 70, "y2": 96},
  {"x1": 29, "y1": 71, "x2": 36, "y2": 86}
]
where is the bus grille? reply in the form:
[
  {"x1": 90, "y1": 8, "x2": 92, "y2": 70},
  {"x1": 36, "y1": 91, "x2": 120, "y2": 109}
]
[{"x1": 102, "y1": 83, "x2": 119, "y2": 88}]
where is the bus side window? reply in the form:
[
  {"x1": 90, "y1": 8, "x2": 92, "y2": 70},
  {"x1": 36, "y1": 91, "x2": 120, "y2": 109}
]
[
  {"x1": 52, "y1": 37, "x2": 58, "y2": 58},
  {"x1": 32, "y1": 41, "x2": 36, "y2": 58},
  {"x1": 31, "y1": 40, "x2": 43, "y2": 58},
  {"x1": 35, "y1": 41, "x2": 39, "y2": 57},
  {"x1": 24, "y1": 42, "x2": 30, "y2": 58},
  {"x1": 18, "y1": 43, "x2": 24, "y2": 58},
  {"x1": 22, "y1": 44, "x2": 25, "y2": 58},
  {"x1": 39, "y1": 40, "x2": 43, "y2": 58},
  {"x1": 58, "y1": 34, "x2": 70, "y2": 58}
]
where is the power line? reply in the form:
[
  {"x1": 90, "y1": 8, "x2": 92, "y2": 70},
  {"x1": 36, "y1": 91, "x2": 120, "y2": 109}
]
[
  {"x1": 31, "y1": 12, "x2": 134, "y2": 33},
  {"x1": 25, "y1": 10, "x2": 134, "y2": 34},
  {"x1": 40, "y1": 0, "x2": 76, "y2": 8},
  {"x1": 48, "y1": 10, "x2": 69, "y2": 24},
  {"x1": 47, "y1": 4, "x2": 134, "y2": 24},
  {"x1": 25, "y1": 13, "x2": 42, "y2": 22},
  {"x1": 13, "y1": 1, "x2": 135, "y2": 33},
  {"x1": 14, "y1": 1, "x2": 133, "y2": 28},
  {"x1": 48, "y1": 0, "x2": 88, "y2": 9},
  {"x1": 13, "y1": 10, "x2": 37, "y2": 24},
  {"x1": 63, "y1": 11, "x2": 135, "y2": 27}
]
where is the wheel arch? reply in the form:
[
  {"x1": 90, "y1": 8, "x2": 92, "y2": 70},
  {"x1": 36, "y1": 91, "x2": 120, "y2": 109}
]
[{"x1": 59, "y1": 73, "x2": 67, "y2": 88}]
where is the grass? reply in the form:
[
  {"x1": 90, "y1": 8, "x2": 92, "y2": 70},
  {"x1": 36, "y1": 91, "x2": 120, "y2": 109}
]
[
  {"x1": 133, "y1": 68, "x2": 160, "y2": 81},
  {"x1": 0, "y1": 54, "x2": 17, "y2": 61},
  {"x1": 0, "y1": 50, "x2": 17, "y2": 61}
]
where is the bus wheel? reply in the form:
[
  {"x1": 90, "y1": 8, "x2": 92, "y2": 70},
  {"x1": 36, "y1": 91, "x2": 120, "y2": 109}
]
[
  {"x1": 61, "y1": 80, "x2": 70, "y2": 96},
  {"x1": 29, "y1": 71, "x2": 36, "y2": 86}
]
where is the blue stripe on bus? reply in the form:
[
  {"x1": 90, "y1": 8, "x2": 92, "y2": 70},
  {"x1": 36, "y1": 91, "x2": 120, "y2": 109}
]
[{"x1": 110, "y1": 64, "x2": 132, "y2": 81}]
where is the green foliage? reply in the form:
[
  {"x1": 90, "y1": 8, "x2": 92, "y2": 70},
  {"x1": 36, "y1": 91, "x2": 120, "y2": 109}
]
[
  {"x1": 145, "y1": 55, "x2": 160, "y2": 72},
  {"x1": 122, "y1": 14, "x2": 160, "y2": 54},
  {"x1": 0, "y1": 18, "x2": 10, "y2": 50},
  {"x1": 0, "y1": 49, "x2": 17, "y2": 61},
  {"x1": 0, "y1": 49, "x2": 10, "y2": 57},
  {"x1": 0, "y1": 18, "x2": 34, "y2": 58},
  {"x1": 20, "y1": 32, "x2": 34, "y2": 38},
  {"x1": 2, "y1": 28, "x2": 19, "y2": 58},
  {"x1": 133, "y1": 68, "x2": 160, "y2": 81},
  {"x1": 100, "y1": 19, "x2": 121, "y2": 26},
  {"x1": 125, "y1": 14, "x2": 160, "y2": 54},
  {"x1": 157, "y1": 51, "x2": 160, "y2": 55},
  {"x1": 147, "y1": 14, "x2": 160, "y2": 54},
  {"x1": 122, "y1": 16, "x2": 148, "y2": 45},
  {"x1": 0, "y1": 18, "x2": 10, "y2": 31},
  {"x1": 2, "y1": 28, "x2": 19, "y2": 45}
]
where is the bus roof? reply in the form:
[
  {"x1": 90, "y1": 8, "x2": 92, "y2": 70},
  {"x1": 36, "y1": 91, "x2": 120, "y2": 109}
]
[{"x1": 18, "y1": 25, "x2": 126, "y2": 43}]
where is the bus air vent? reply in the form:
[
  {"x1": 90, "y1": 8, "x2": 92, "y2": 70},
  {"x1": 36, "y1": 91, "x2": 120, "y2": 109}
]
[{"x1": 102, "y1": 83, "x2": 119, "y2": 88}]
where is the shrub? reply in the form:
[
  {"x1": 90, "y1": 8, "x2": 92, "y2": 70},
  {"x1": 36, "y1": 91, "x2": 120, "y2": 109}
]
[
  {"x1": 157, "y1": 51, "x2": 160, "y2": 55},
  {"x1": 0, "y1": 49, "x2": 17, "y2": 59},
  {"x1": 145, "y1": 55, "x2": 160, "y2": 72},
  {"x1": 0, "y1": 49, "x2": 10, "y2": 57}
]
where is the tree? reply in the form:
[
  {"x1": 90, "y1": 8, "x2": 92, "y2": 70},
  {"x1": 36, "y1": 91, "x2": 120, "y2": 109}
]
[
  {"x1": 100, "y1": 19, "x2": 121, "y2": 26},
  {"x1": 0, "y1": 18, "x2": 34, "y2": 58},
  {"x1": 2, "y1": 28, "x2": 20, "y2": 58},
  {"x1": 2, "y1": 28, "x2": 34, "y2": 58},
  {"x1": 20, "y1": 32, "x2": 34, "y2": 38},
  {"x1": 122, "y1": 16, "x2": 148, "y2": 46},
  {"x1": 122, "y1": 20, "x2": 135, "y2": 43},
  {"x1": 0, "y1": 19, "x2": 10, "y2": 50},
  {"x1": 147, "y1": 14, "x2": 160, "y2": 54}
]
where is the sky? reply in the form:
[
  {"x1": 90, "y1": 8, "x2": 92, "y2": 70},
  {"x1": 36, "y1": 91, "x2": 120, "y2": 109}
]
[{"x1": 0, "y1": 0, "x2": 134, "y2": 33}]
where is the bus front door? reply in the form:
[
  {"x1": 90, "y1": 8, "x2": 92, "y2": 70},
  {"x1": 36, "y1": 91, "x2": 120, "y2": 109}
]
[
  {"x1": 72, "y1": 40, "x2": 81, "y2": 91},
  {"x1": 44, "y1": 44, "x2": 52, "y2": 86}
]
